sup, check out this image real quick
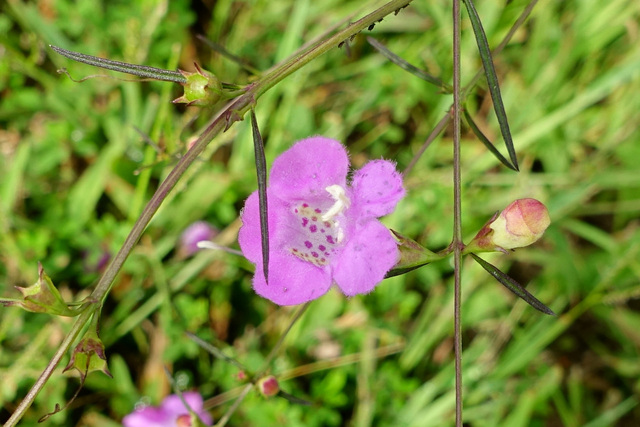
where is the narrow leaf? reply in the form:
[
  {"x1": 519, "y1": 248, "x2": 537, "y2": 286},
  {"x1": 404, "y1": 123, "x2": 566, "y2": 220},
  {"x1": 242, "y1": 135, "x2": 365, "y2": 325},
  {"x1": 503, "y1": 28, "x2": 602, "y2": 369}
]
[
  {"x1": 367, "y1": 37, "x2": 453, "y2": 93},
  {"x1": 49, "y1": 45, "x2": 187, "y2": 84},
  {"x1": 462, "y1": 0, "x2": 519, "y2": 171},
  {"x1": 250, "y1": 109, "x2": 270, "y2": 283},
  {"x1": 463, "y1": 108, "x2": 517, "y2": 170},
  {"x1": 471, "y1": 254, "x2": 555, "y2": 315}
]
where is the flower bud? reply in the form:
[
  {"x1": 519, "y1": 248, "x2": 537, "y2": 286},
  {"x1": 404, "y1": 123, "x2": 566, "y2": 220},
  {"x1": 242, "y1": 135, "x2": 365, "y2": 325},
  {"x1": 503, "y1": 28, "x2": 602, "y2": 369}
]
[
  {"x1": 466, "y1": 198, "x2": 550, "y2": 253},
  {"x1": 490, "y1": 198, "x2": 550, "y2": 249},
  {"x1": 257, "y1": 375, "x2": 279, "y2": 397}
]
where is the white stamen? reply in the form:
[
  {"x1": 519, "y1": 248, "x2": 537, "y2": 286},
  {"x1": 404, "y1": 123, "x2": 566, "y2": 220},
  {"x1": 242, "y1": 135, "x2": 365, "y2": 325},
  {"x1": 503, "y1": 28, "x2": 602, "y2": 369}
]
[
  {"x1": 322, "y1": 185, "x2": 350, "y2": 222},
  {"x1": 196, "y1": 240, "x2": 244, "y2": 256},
  {"x1": 334, "y1": 221, "x2": 345, "y2": 243}
]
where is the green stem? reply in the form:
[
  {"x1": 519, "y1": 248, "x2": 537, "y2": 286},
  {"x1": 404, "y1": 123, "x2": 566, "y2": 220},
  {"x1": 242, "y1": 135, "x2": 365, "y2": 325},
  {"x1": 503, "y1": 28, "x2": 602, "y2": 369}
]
[
  {"x1": 4, "y1": 1, "x2": 413, "y2": 425},
  {"x1": 2, "y1": 308, "x2": 92, "y2": 427},
  {"x1": 452, "y1": 0, "x2": 464, "y2": 426}
]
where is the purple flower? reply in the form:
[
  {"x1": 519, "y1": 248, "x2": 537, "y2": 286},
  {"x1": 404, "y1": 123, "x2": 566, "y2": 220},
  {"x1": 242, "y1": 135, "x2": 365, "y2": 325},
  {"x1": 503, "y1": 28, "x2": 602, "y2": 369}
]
[
  {"x1": 239, "y1": 136, "x2": 405, "y2": 305},
  {"x1": 122, "y1": 392, "x2": 212, "y2": 427},
  {"x1": 179, "y1": 221, "x2": 217, "y2": 256}
]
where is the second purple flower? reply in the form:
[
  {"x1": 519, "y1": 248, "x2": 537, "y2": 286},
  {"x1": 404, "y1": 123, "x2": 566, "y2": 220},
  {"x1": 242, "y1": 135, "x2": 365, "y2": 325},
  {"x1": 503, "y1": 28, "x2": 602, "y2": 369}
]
[{"x1": 239, "y1": 136, "x2": 405, "y2": 305}]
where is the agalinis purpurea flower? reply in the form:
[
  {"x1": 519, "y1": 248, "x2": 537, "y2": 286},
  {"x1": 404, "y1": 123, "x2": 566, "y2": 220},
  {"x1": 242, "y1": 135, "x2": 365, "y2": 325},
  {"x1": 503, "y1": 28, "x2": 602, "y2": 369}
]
[
  {"x1": 239, "y1": 136, "x2": 405, "y2": 305},
  {"x1": 122, "y1": 392, "x2": 212, "y2": 427}
]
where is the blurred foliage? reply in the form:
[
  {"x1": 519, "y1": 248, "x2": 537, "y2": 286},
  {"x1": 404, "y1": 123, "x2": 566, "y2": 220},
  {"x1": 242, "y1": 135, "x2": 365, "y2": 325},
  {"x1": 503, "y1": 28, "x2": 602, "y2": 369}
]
[{"x1": 1, "y1": 0, "x2": 640, "y2": 425}]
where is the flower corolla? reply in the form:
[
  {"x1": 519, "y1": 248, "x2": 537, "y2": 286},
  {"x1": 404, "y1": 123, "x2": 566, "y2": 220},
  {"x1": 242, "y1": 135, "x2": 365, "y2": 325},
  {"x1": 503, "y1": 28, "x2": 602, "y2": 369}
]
[
  {"x1": 239, "y1": 136, "x2": 405, "y2": 305},
  {"x1": 122, "y1": 392, "x2": 212, "y2": 427}
]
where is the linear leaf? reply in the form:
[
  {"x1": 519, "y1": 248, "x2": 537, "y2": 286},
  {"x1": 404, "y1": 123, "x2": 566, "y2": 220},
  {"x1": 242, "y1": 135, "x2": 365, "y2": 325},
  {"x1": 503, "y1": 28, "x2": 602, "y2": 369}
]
[
  {"x1": 49, "y1": 45, "x2": 187, "y2": 83},
  {"x1": 367, "y1": 37, "x2": 452, "y2": 93},
  {"x1": 470, "y1": 254, "x2": 555, "y2": 315},
  {"x1": 463, "y1": 108, "x2": 517, "y2": 170},
  {"x1": 250, "y1": 109, "x2": 270, "y2": 283},
  {"x1": 462, "y1": 0, "x2": 519, "y2": 171}
]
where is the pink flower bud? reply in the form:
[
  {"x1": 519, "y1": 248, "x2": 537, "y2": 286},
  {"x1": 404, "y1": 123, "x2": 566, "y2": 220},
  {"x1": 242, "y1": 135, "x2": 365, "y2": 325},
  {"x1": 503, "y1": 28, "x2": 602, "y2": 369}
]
[
  {"x1": 465, "y1": 198, "x2": 550, "y2": 254},
  {"x1": 176, "y1": 414, "x2": 193, "y2": 427},
  {"x1": 257, "y1": 375, "x2": 280, "y2": 397},
  {"x1": 489, "y1": 198, "x2": 550, "y2": 249}
]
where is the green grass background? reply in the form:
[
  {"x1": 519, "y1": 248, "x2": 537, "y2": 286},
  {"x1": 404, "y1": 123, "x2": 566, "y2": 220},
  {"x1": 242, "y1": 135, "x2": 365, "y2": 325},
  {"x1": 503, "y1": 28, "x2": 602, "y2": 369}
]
[{"x1": 1, "y1": 0, "x2": 640, "y2": 425}]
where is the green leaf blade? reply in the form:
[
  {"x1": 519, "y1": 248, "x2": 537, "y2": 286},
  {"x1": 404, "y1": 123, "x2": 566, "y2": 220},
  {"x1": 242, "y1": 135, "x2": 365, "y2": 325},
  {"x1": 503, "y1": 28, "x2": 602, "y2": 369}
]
[
  {"x1": 471, "y1": 254, "x2": 555, "y2": 315},
  {"x1": 462, "y1": 0, "x2": 519, "y2": 171},
  {"x1": 250, "y1": 109, "x2": 270, "y2": 284},
  {"x1": 463, "y1": 108, "x2": 517, "y2": 170}
]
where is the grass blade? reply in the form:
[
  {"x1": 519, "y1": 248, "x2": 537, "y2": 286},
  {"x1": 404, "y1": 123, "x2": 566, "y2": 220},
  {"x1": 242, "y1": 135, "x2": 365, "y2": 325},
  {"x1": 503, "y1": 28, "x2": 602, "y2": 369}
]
[
  {"x1": 470, "y1": 254, "x2": 554, "y2": 315},
  {"x1": 462, "y1": 0, "x2": 519, "y2": 171},
  {"x1": 250, "y1": 109, "x2": 270, "y2": 283},
  {"x1": 463, "y1": 108, "x2": 517, "y2": 170},
  {"x1": 367, "y1": 36, "x2": 453, "y2": 93}
]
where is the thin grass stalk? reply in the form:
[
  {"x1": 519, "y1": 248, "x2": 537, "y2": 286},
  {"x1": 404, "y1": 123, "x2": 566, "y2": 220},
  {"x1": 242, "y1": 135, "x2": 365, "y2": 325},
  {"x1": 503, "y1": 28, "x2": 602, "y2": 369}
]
[{"x1": 452, "y1": 0, "x2": 464, "y2": 425}]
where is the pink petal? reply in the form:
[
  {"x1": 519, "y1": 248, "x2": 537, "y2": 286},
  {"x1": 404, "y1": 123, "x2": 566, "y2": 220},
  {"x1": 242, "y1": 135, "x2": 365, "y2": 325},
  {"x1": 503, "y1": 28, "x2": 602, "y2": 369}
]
[
  {"x1": 269, "y1": 137, "x2": 349, "y2": 201},
  {"x1": 123, "y1": 408, "x2": 167, "y2": 427},
  {"x1": 238, "y1": 190, "x2": 288, "y2": 264},
  {"x1": 253, "y1": 250, "x2": 332, "y2": 305},
  {"x1": 162, "y1": 392, "x2": 212, "y2": 425},
  {"x1": 351, "y1": 160, "x2": 405, "y2": 218},
  {"x1": 332, "y1": 220, "x2": 398, "y2": 296}
]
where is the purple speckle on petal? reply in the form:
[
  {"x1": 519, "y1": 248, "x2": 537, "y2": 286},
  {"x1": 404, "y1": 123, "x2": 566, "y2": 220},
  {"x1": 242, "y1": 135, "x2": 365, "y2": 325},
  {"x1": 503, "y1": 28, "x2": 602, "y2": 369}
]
[
  {"x1": 310, "y1": 225, "x2": 317, "y2": 233},
  {"x1": 318, "y1": 245, "x2": 326, "y2": 251},
  {"x1": 312, "y1": 252, "x2": 319, "y2": 258},
  {"x1": 326, "y1": 235, "x2": 335, "y2": 244},
  {"x1": 302, "y1": 203, "x2": 309, "y2": 208},
  {"x1": 305, "y1": 241, "x2": 313, "y2": 249},
  {"x1": 312, "y1": 216, "x2": 318, "y2": 222},
  {"x1": 315, "y1": 208, "x2": 321, "y2": 213}
]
